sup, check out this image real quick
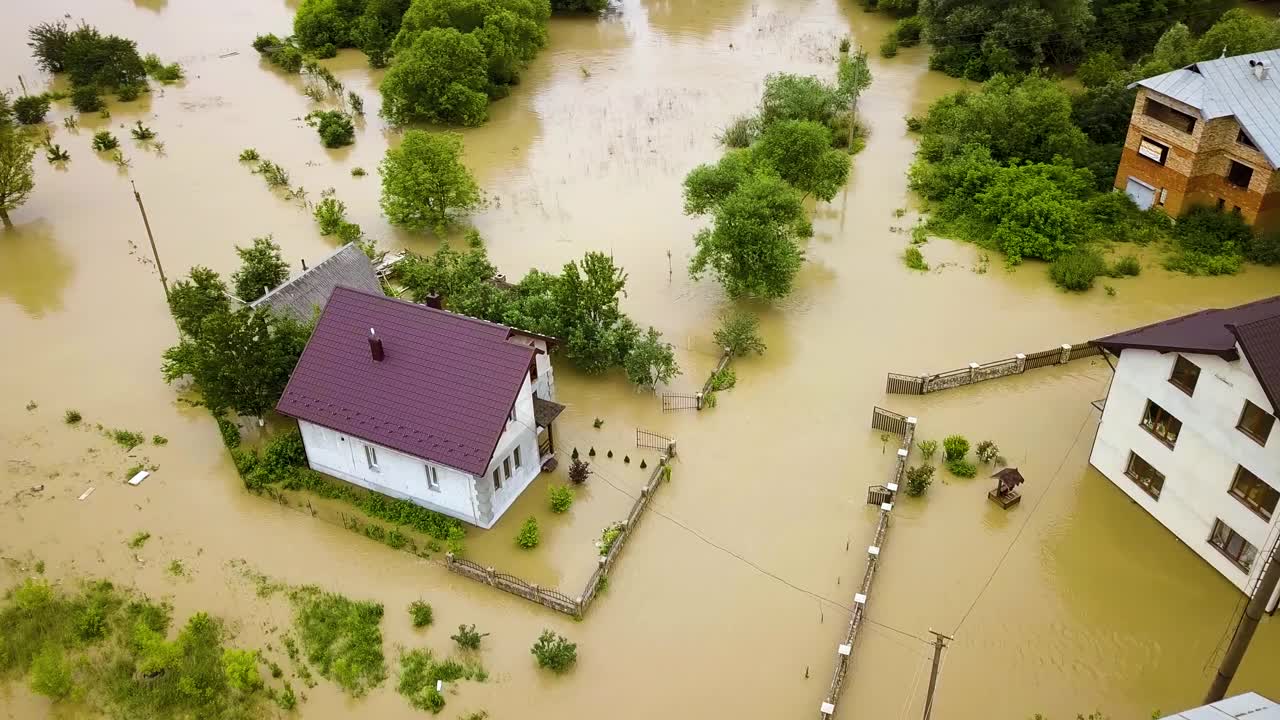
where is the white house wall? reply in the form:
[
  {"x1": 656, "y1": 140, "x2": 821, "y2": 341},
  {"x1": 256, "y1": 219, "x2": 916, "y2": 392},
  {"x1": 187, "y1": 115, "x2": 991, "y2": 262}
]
[
  {"x1": 1090, "y1": 348, "x2": 1280, "y2": 611},
  {"x1": 480, "y1": 375, "x2": 541, "y2": 527},
  {"x1": 298, "y1": 420, "x2": 481, "y2": 525}
]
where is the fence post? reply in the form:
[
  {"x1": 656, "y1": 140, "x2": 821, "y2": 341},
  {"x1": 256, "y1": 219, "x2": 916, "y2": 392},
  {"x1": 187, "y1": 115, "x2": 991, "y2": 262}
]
[
  {"x1": 695, "y1": 392, "x2": 703, "y2": 410},
  {"x1": 667, "y1": 441, "x2": 677, "y2": 458},
  {"x1": 485, "y1": 567, "x2": 496, "y2": 585},
  {"x1": 968, "y1": 362, "x2": 978, "y2": 382},
  {"x1": 445, "y1": 551, "x2": 454, "y2": 564},
  {"x1": 1015, "y1": 353, "x2": 1026, "y2": 373},
  {"x1": 1059, "y1": 344, "x2": 1071, "y2": 364}
]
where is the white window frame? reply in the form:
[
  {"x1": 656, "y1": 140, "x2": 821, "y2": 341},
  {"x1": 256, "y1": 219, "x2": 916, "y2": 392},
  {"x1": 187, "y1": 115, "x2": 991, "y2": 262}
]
[
  {"x1": 364, "y1": 444, "x2": 379, "y2": 471},
  {"x1": 425, "y1": 465, "x2": 440, "y2": 492},
  {"x1": 514, "y1": 446, "x2": 522, "y2": 469},
  {"x1": 503, "y1": 457, "x2": 512, "y2": 480},
  {"x1": 492, "y1": 468, "x2": 502, "y2": 491}
]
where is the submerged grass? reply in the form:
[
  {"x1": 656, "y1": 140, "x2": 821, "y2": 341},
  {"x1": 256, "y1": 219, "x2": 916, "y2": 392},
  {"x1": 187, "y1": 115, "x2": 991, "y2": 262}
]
[
  {"x1": 288, "y1": 586, "x2": 387, "y2": 697},
  {"x1": 396, "y1": 647, "x2": 487, "y2": 713}
]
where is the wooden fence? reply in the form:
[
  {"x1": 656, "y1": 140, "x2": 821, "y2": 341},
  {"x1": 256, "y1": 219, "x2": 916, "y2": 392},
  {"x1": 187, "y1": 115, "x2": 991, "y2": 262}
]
[
  {"x1": 885, "y1": 341, "x2": 1102, "y2": 395},
  {"x1": 444, "y1": 444, "x2": 675, "y2": 619},
  {"x1": 819, "y1": 411, "x2": 916, "y2": 719}
]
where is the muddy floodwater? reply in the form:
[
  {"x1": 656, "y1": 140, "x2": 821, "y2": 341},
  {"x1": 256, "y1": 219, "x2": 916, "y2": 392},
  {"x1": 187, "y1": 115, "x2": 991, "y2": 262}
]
[{"x1": 3, "y1": 1, "x2": 1280, "y2": 718}]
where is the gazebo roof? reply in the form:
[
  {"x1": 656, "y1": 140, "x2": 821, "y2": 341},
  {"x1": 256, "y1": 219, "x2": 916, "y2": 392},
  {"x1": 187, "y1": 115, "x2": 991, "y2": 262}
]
[{"x1": 991, "y1": 468, "x2": 1025, "y2": 487}]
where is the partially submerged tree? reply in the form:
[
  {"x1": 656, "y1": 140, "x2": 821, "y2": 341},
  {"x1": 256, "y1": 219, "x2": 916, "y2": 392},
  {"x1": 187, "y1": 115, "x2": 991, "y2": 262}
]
[
  {"x1": 0, "y1": 127, "x2": 36, "y2": 228},
  {"x1": 232, "y1": 236, "x2": 291, "y2": 302},
  {"x1": 379, "y1": 130, "x2": 482, "y2": 232},
  {"x1": 379, "y1": 28, "x2": 491, "y2": 126},
  {"x1": 167, "y1": 267, "x2": 231, "y2": 337},
  {"x1": 713, "y1": 310, "x2": 766, "y2": 357},
  {"x1": 752, "y1": 120, "x2": 850, "y2": 201},
  {"x1": 623, "y1": 327, "x2": 680, "y2": 389}
]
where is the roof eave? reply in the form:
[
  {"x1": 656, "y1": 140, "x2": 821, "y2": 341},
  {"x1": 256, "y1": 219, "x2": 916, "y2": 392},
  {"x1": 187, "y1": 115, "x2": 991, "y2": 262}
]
[
  {"x1": 1229, "y1": 325, "x2": 1280, "y2": 414},
  {"x1": 1094, "y1": 341, "x2": 1239, "y2": 360}
]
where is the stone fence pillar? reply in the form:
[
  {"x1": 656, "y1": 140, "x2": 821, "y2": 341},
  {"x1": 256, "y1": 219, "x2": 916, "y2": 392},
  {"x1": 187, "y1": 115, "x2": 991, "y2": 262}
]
[
  {"x1": 1015, "y1": 353, "x2": 1026, "y2": 373},
  {"x1": 1059, "y1": 344, "x2": 1071, "y2": 364},
  {"x1": 968, "y1": 362, "x2": 978, "y2": 382}
]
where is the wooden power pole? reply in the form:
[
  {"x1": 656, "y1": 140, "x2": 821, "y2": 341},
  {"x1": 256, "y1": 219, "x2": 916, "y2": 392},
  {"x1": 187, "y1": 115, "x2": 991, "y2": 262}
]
[
  {"x1": 1206, "y1": 543, "x2": 1280, "y2": 703},
  {"x1": 922, "y1": 629, "x2": 954, "y2": 720},
  {"x1": 130, "y1": 181, "x2": 169, "y2": 301}
]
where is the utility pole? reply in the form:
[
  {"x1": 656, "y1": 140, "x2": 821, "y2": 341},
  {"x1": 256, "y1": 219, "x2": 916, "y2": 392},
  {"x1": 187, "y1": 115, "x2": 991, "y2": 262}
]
[
  {"x1": 1206, "y1": 543, "x2": 1280, "y2": 703},
  {"x1": 130, "y1": 181, "x2": 169, "y2": 301},
  {"x1": 922, "y1": 629, "x2": 954, "y2": 720}
]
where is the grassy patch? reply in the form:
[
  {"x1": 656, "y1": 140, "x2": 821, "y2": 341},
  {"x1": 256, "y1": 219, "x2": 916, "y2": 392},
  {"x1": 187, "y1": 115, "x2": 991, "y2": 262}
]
[
  {"x1": 127, "y1": 532, "x2": 151, "y2": 549},
  {"x1": 396, "y1": 648, "x2": 487, "y2": 713},
  {"x1": 289, "y1": 586, "x2": 386, "y2": 696},
  {"x1": 903, "y1": 246, "x2": 929, "y2": 271},
  {"x1": 64, "y1": 409, "x2": 82, "y2": 425},
  {"x1": 107, "y1": 429, "x2": 146, "y2": 450},
  {"x1": 409, "y1": 600, "x2": 433, "y2": 628}
]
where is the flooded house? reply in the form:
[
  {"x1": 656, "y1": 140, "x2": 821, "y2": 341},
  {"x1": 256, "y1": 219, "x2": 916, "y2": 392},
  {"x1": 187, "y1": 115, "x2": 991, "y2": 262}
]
[
  {"x1": 1115, "y1": 49, "x2": 1280, "y2": 231},
  {"x1": 276, "y1": 286, "x2": 563, "y2": 529},
  {"x1": 1090, "y1": 296, "x2": 1280, "y2": 611},
  {"x1": 248, "y1": 242, "x2": 384, "y2": 322}
]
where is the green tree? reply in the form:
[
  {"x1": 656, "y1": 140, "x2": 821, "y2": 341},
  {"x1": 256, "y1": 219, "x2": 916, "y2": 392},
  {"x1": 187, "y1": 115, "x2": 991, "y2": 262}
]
[
  {"x1": 392, "y1": 0, "x2": 550, "y2": 91},
  {"x1": 1194, "y1": 9, "x2": 1280, "y2": 60},
  {"x1": 976, "y1": 162, "x2": 1094, "y2": 262},
  {"x1": 306, "y1": 110, "x2": 356, "y2": 148},
  {"x1": 1136, "y1": 22, "x2": 1194, "y2": 76},
  {"x1": 0, "y1": 127, "x2": 36, "y2": 228},
  {"x1": 232, "y1": 236, "x2": 291, "y2": 302},
  {"x1": 13, "y1": 95, "x2": 52, "y2": 125},
  {"x1": 623, "y1": 327, "x2": 679, "y2": 388},
  {"x1": 752, "y1": 120, "x2": 850, "y2": 201},
  {"x1": 168, "y1": 267, "x2": 232, "y2": 337},
  {"x1": 550, "y1": 0, "x2": 606, "y2": 11},
  {"x1": 379, "y1": 130, "x2": 483, "y2": 231},
  {"x1": 381, "y1": 27, "x2": 491, "y2": 126},
  {"x1": 293, "y1": 0, "x2": 358, "y2": 50},
  {"x1": 836, "y1": 49, "x2": 873, "y2": 108},
  {"x1": 689, "y1": 172, "x2": 810, "y2": 299},
  {"x1": 682, "y1": 150, "x2": 753, "y2": 214},
  {"x1": 28, "y1": 20, "x2": 73, "y2": 72},
  {"x1": 397, "y1": 232, "x2": 507, "y2": 318},
  {"x1": 1071, "y1": 82, "x2": 1136, "y2": 146},
  {"x1": 553, "y1": 252, "x2": 639, "y2": 373},
  {"x1": 758, "y1": 73, "x2": 841, "y2": 129},
  {"x1": 713, "y1": 310, "x2": 766, "y2": 356},
  {"x1": 530, "y1": 629, "x2": 576, "y2": 673},
  {"x1": 922, "y1": 0, "x2": 1091, "y2": 80},
  {"x1": 62, "y1": 25, "x2": 147, "y2": 89}
]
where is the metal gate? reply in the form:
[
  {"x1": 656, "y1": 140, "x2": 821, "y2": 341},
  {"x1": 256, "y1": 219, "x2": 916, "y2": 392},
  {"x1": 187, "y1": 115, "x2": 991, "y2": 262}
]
[
  {"x1": 886, "y1": 372, "x2": 924, "y2": 395},
  {"x1": 871, "y1": 406, "x2": 909, "y2": 436},
  {"x1": 636, "y1": 429, "x2": 673, "y2": 450},
  {"x1": 661, "y1": 393, "x2": 700, "y2": 412}
]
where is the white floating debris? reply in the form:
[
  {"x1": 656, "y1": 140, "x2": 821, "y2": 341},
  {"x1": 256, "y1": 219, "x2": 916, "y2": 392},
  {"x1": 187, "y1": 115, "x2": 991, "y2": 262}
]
[
  {"x1": 128, "y1": 470, "x2": 150, "y2": 486},
  {"x1": 78, "y1": 487, "x2": 95, "y2": 501}
]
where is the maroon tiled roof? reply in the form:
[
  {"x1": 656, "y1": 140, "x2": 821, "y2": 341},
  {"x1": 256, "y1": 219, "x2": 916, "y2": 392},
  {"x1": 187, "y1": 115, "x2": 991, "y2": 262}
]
[
  {"x1": 276, "y1": 287, "x2": 535, "y2": 476},
  {"x1": 1093, "y1": 295, "x2": 1280, "y2": 359},
  {"x1": 1231, "y1": 315, "x2": 1280, "y2": 414}
]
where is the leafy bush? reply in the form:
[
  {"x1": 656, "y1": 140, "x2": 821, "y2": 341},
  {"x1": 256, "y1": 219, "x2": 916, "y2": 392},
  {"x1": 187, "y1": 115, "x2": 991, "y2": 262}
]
[
  {"x1": 1170, "y1": 206, "x2": 1251, "y2": 275},
  {"x1": 975, "y1": 440, "x2": 1000, "y2": 463},
  {"x1": 599, "y1": 522, "x2": 623, "y2": 556},
  {"x1": 396, "y1": 647, "x2": 487, "y2": 712},
  {"x1": 531, "y1": 630, "x2": 576, "y2": 673},
  {"x1": 128, "y1": 531, "x2": 151, "y2": 549},
  {"x1": 451, "y1": 624, "x2": 487, "y2": 650},
  {"x1": 549, "y1": 485, "x2": 574, "y2": 513},
  {"x1": 270, "y1": 45, "x2": 304, "y2": 73},
  {"x1": 894, "y1": 16, "x2": 924, "y2": 45},
  {"x1": 903, "y1": 246, "x2": 929, "y2": 271},
  {"x1": 232, "y1": 235, "x2": 290, "y2": 302},
  {"x1": 947, "y1": 459, "x2": 977, "y2": 478},
  {"x1": 380, "y1": 28, "x2": 491, "y2": 126},
  {"x1": 222, "y1": 648, "x2": 262, "y2": 693},
  {"x1": 1164, "y1": 249, "x2": 1243, "y2": 276},
  {"x1": 409, "y1": 600, "x2": 433, "y2": 628},
  {"x1": 905, "y1": 464, "x2": 935, "y2": 496},
  {"x1": 1049, "y1": 248, "x2": 1106, "y2": 291},
  {"x1": 29, "y1": 647, "x2": 73, "y2": 699},
  {"x1": 290, "y1": 587, "x2": 386, "y2": 696},
  {"x1": 314, "y1": 197, "x2": 347, "y2": 235},
  {"x1": 714, "y1": 310, "x2": 766, "y2": 357},
  {"x1": 942, "y1": 435, "x2": 969, "y2": 462},
  {"x1": 337, "y1": 221, "x2": 363, "y2": 243},
  {"x1": 130, "y1": 121, "x2": 155, "y2": 140},
  {"x1": 568, "y1": 457, "x2": 591, "y2": 485},
  {"x1": 917, "y1": 439, "x2": 937, "y2": 459},
  {"x1": 1109, "y1": 254, "x2": 1141, "y2": 277},
  {"x1": 306, "y1": 110, "x2": 355, "y2": 148},
  {"x1": 515, "y1": 517, "x2": 540, "y2": 549},
  {"x1": 379, "y1": 130, "x2": 482, "y2": 232},
  {"x1": 623, "y1": 326, "x2": 680, "y2": 389},
  {"x1": 879, "y1": 33, "x2": 899, "y2": 58},
  {"x1": 252, "y1": 33, "x2": 281, "y2": 52},
  {"x1": 717, "y1": 115, "x2": 758, "y2": 148},
  {"x1": 351, "y1": 166, "x2": 366, "y2": 177},
  {"x1": 709, "y1": 367, "x2": 736, "y2": 391},
  {"x1": 216, "y1": 417, "x2": 241, "y2": 449},
  {"x1": 14, "y1": 95, "x2": 51, "y2": 125},
  {"x1": 238, "y1": 148, "x2": 260, "y2": 162},
  {"x1": 91, "y1": 131, "x2": 119, "y2": 151},
  {"x1": 1247, "y1": 230, "x2": 1280, "y2": 266},
  {"x1": 108, "y1": 428, "x2": 144, "y2": 449},
  {"x1": 142, "y1": 53, "x2": 183, "y2": 82},
  {"x1": 64, "y1": 409, "x2": 82, "y2": 424},
  {"x1": 70, "y1": 85, "x2": 103, "y2": 113}
]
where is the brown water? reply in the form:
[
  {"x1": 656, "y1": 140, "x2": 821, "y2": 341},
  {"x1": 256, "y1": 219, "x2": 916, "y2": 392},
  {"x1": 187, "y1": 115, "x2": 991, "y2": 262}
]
[{"x1": 3, "y1": 1, "x2": 1280, "y2": 718}]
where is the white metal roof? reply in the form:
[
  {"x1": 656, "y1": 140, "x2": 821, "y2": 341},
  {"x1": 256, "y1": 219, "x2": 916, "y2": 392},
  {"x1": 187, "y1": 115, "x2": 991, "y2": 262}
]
[
  {"x1": 1158, "y1": 692, "x2": 1280, "y2": 719},
  {"x1": 1132, "y1": 49, "x2": 1280, "y2": 168}
]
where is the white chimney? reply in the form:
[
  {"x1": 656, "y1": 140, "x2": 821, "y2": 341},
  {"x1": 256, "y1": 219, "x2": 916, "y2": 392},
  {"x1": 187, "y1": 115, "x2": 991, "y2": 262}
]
[{"x1": 1251, "y1": 59, "x2": 1270, "y2": 81}]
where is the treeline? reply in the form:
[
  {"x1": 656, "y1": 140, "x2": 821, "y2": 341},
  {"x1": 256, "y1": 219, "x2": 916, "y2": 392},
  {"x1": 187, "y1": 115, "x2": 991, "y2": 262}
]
[
  {"x1": 907, "y1": 73, "x2": 1279, "y2": 290},
  {"x1": 393, "y1": 234, "x2": 680, "y2": 389},
  {"x1": 681, "y1": 51, "x2": 871, "y2": 299},
  {"x1": 26, "y1": 20, "x2": 183, "y2": 112},
  {"x1": 863, "y1": 0, "x2": 1277, "y2": 82}
]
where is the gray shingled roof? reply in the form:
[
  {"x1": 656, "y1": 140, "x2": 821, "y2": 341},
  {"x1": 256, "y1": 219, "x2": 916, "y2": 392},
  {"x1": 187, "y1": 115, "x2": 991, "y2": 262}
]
[
  {"x1": 250, "y1": 243, "x2": 383, "y2": 324},
  {"x1": 1132, "y1": 49, "x2": 1280, "y2": 168}
]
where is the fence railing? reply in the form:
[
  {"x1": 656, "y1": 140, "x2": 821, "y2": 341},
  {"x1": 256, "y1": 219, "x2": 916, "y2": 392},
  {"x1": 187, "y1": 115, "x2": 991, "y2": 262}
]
[
  {"x1": 871, "y1": 406, "x2": 911, "y2": 436},
  {"x1": 819, "y1": 411, "x2": 917, "y2": 719},
  {"x1": 444, "y1": 443, "x2": 675, "y2": 619},
  {"x1": 699, "y1": 348, "x2": 733, "y2": 398},
  {"x1": 659, "y1": 349, "x2": 734, "y2": 412},
  {"x1": 885, "y1": 341, "x2": 1102, "y2": 395}
]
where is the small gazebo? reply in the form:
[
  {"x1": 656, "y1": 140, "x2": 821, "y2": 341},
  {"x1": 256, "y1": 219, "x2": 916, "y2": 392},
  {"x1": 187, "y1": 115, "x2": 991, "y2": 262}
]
[{"x1": 988, "y1": 468, "x2": 1025, "y2": 509}]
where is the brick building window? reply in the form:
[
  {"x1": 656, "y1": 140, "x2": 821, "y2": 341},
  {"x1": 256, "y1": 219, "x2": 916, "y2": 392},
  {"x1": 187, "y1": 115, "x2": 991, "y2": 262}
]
[
  {"x1": 1143, "y1": 98, "x2": 1196, "y2": 133},
  {"x1": 1227, "y1": 160, "x2": 1254, "y2": 188},
  {"x1": 1138, "y1": 137, "x2": 1169, "y2": 164},
  {"x1": 1238, "y1": 130, "x2": 1258, "y2": 150}
]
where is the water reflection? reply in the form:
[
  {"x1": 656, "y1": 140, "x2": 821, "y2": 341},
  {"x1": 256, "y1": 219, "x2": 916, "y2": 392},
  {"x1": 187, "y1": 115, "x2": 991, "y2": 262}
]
[
  {"x1": 639, "y1": 0, "x2": 752, "y2": 38},
  {"x1": 0, "y1": 219, "x2": 74, "y2": 318}
]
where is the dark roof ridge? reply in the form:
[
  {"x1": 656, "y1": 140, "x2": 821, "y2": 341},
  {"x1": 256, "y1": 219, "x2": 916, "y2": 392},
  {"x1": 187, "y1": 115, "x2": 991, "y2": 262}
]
[{"x1": 1228, "y1": 315, "x2": 1280, "y2": 414}]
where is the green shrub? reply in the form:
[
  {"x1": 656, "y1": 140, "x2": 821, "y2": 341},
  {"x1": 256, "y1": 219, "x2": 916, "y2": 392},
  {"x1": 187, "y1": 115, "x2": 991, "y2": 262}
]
[
  {"x1": 1109, "y1": 254, "x2": 1141, "y2": 277},
  {"x1": 221, "y1": 648, "x2": 262, "y2": 693},
  {"x1": 894, "y1": 16, "x2": 924, "y2": 45},
  {"x1": 975, "y1": 440, "x2": 999, "y2": 463},
  {"x1": 515, "y1": 517, "x2": 540, "y2": 549},
  {"x1": 337, "y1": 221, "x2": 363, "y2": 243},
  {"x1": 306, "y1": 110, "x2": 355, "y2": 148},
  {"x1": 530, "y1": 630, "x2": 576, "y2": 673},
  {"x1": 216, "y1": 417, "x2": 241, "y2": 449},
  {"x1": 1175, "y1": 205, "x2": 1251, "y2": 257},
  {"x1": 396, "y1": 646, "x2": 487, "y2": 712},
  {"x1": 151, "y1": 434, "x2": 167, "y2": 445},
  {"x1": 548, "y1": 485, "x2": 574, "y2": 513},
  {"x1": 270, "y1": 45, "x2": 304, "y2": 73},
  {"x1": 130, "y1": 121, "x2": 155, "y2": 140},
  {"x1": 14, "y1": 95, "x2": 51, "y2": 125},
  {"x1": 64, "y1": 409, "x2": 82, "y2": 424},
  {"x1": 127, "y1": 531, "x2": 151, "y2": 549},
  {"x1": 903, "y1": 246, "x2": 929, "y2": 271},
  {"x1": 91, "y1": 131, "x2": 119, "y2": 152},
  {"x1": 314, "y1": 197, "x2": 347, "y2": 235},
  {"x1": 70, "y1": 86, "x2": 103, "y2": 113},
  {"x1": 879, "y1": 33, "x2": 899, "y2": 58},
  {"x1": 905, "y1": 464, "x2": 935, "y2": 496},
  {"x1": 290, "y1": 587, "x2": 386, "y2": 696},
  {"x1": 947, "y1": 459, "x2": 977, "y2": 478},
  {"x1": 599, "y1": 522, "x2": 623, "y2": 556},
  {"x1": 714, "y1": 310, "x2": 766, "y2": 357},
  {"x1": 142, "y1": 54, "x2": 183, "y2": 82},
  {"x1": 451, "y1": 624, "x2": 487, "y2": 650},
  {"x1": 29, "y1": 647, "x2": 73, "y2": 700},
  {"x1": 115, "y1": 83, "x2": 143, "y2": 101},
  {"x1": 942, "y1": 435, "x2": 969, "y2": 462},
  {"x1": 1048, "y1": 248, "x2": 1106, "y2": 291},
  {"x1": 239, "y1": 147, "x2": 260, "y2": 162},
  {"x1": 351, "y1": 166, "x2": 366, "y2": 177},
  {"x1": 107, "y1": 428, "x2": 144, "y2": 449},
  {"x1": 839, "y1": 36, "x2": 851, "y2": 53},
  {"x1": 917, "y1": 439, "x2": 937, "y2": 459},
  {"x1": 1246, "y1": 230, "x2": 1280, "y2": 266},
  {"x1": 409, "y1": 600, "x2": 433, "y2": 628},
  {"x1": 1163, "y1": 250, "x2": 1243, "y2": 276},
  {"x1": 709, "y1": 367, "x2": 736, "y2": 391},
  {"x1": 717, "y1": 115, "x2": 758, "y2": 148},
  {"x1": 252, "y1": 34, "x2": 282, "y2": 52},
  {"x1": 568, "y1": 457, "x2": 591, "y2": 484}
]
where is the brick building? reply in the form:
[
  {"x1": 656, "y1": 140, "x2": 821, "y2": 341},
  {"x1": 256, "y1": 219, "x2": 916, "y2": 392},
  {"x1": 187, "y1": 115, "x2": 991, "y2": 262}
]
[{"x1": 1114, "y1": 49, "x2": 1280, "y2": 233}]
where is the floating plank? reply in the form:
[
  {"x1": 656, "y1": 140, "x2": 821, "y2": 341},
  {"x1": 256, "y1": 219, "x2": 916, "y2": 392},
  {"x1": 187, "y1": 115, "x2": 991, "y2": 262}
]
[
  {"x1": 78, "y1": 487, "x2": 95, "y2": 501},
  {"x1": 128, "y1": 470, "x2": 150, "y2": 486}
]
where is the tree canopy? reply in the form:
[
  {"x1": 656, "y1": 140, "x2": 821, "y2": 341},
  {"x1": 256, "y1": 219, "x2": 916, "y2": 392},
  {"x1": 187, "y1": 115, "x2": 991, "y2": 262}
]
[
  {"x1": 232, "y1": 236, "x2": 291, "y2": 302},
  {"x1": 0, "y1": 127, "x2": 36, "y2": 228},
  {"x1": 379, "y1": 130, "x2": 483, "y2": 232},
  {"x1": 379, "y1": 27, "x2": 491, "y2": 126}
]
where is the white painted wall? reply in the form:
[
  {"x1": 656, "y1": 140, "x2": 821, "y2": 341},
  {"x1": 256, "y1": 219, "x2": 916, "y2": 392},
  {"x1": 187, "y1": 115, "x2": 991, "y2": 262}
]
[
  {"x1": 482, "y1": 375, "x2": 541, "y2": 526},
  {"x1": 298, "y1": 419, "x2": 481, "y2": 525},
  {"x1": 1090, "y1": 347, "x2": 1280, "y2": 611}
]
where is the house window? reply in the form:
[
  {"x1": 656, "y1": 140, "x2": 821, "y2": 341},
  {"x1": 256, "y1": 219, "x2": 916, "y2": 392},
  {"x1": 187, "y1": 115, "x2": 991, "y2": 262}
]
[
  {"x1": 1143, "y1": 98, "x2": 1196, "y2": 133},
  {"x1": 513, "y1": 446, "x2": 522, "y2": 469},
  {"x1": 492, "y1": 468, "x2": 502, "y2": 491},
  {"x1": 503, "y1": 457, "x2": 512, "y2": 480},
  {"x1": 1238, "y1": 130, "x2": 1258, "y2": 150},
  {"x1": 509, "y1": 406, "x2": 517, "y2": 424},
  {"x1": 1227, "y1": 160, "x2": 1254, "y2": 188},
  {"x1": 1229, "y1": 466, "x2": 1277, "y2": 520},
  {"x1": 1168, "y1": 355, "x2": 1200, "y2": 396},
  {"x1": 1208, "y1": 519, "x2": 1258, "y2": 572},
  {"x1": 1137, "y1": 136, "x2": 1170, "y2": 164},
  {"x1": 1237, "y1": 400, "x2": 1275, "y2": 445},
  {"x1": 364, "y1": 444, "x2": 379, "y2": 470},
  {"x1": 1140, "y1": 400, "x2": 1182, "y2": 447},
  {"x1": 425, "y1": 465, "x2": 440, "y2": 492},
  {"x1": 1217, "y1": 198, "x2": 1226, "y2": 210},
  {"x1": 1125, "y1": 452, "x2": 1166, "y2": 499}
]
